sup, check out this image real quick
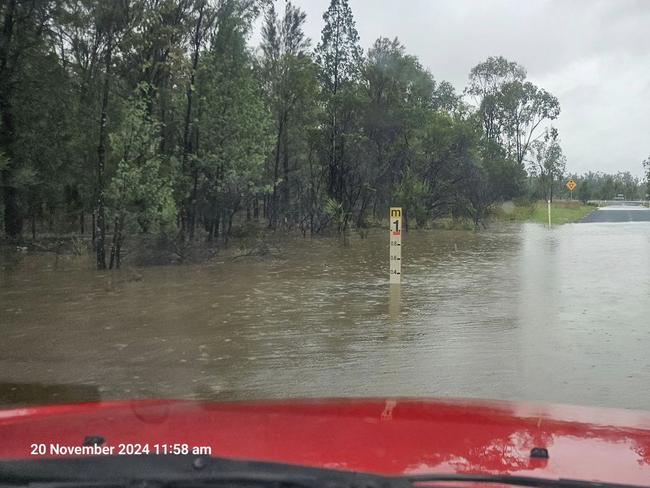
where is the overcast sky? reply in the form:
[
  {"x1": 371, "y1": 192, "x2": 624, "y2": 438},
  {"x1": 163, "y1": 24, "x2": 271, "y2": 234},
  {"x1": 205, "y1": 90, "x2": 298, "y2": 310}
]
[{"x1": 252, "y1": 0, "x2": 650, "y2": 178}]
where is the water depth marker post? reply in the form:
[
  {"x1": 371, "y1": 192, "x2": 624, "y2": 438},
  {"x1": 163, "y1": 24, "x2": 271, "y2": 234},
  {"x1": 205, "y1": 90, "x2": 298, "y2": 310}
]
[{"x1": 389, "y1": 207, "x2": 402, "y2": 284}]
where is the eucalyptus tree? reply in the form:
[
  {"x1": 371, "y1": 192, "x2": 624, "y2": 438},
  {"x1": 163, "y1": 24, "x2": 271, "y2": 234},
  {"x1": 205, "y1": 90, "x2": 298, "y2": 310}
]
[
  {"x1": 466, "y1": 56, "x2": 526, "y2": 143},
  {"x1": 467, "y1": 56, "x2": 560, "y2": 173}
]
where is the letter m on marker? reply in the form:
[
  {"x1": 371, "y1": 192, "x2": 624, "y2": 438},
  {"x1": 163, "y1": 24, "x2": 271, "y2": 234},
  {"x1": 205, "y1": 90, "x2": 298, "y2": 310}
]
[{"x1": 390, "y1": 208, "x2": 401, "y2": 217}]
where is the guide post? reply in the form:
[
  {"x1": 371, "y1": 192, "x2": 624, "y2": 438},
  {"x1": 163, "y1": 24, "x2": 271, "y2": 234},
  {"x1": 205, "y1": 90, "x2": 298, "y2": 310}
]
[{"x1": 390, "y1": 207, "x2": 402, "y2": 284}]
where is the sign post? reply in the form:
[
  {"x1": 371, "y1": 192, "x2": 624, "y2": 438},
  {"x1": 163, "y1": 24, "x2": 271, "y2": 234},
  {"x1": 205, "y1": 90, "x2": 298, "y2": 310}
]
[
  {"x1": 389, "y1": 207, "x2": 402, "y2": 284},
  {"x1": 566, "y1": 178, "x2": 577, "y2": 200},
  {"x1": 547, "y1": 200, "x2": 551, "y2": 228}
]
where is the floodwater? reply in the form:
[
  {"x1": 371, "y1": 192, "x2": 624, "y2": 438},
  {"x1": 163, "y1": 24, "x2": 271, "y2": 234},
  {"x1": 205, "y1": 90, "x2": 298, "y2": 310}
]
[{"x1": 2, "y1": 221, "x2": 650, "y2": 409}]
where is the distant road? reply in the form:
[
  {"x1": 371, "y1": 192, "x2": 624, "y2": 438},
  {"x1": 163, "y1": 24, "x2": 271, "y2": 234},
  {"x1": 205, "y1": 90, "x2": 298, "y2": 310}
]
[{"x1": 580, "y1": 201, "x2": 650, "y2": 223}]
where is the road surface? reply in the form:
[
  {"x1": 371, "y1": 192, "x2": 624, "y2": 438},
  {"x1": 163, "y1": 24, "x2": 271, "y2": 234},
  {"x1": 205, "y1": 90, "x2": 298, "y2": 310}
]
[{"x1": 580, "y1": 202, "x2": 650, "y2": 223}]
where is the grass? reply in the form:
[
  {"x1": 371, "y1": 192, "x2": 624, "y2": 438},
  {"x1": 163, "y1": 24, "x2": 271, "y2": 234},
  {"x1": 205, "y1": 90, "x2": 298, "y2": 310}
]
[{"x1": 492, "y1": 200, "x2": 596, "y2": 225}]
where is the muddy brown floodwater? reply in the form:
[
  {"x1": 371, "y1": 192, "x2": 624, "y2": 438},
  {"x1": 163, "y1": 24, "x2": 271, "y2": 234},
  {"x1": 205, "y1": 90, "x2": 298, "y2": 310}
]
[{"x1": 2, "y1": 222, "x2": 650, "y2": 409}]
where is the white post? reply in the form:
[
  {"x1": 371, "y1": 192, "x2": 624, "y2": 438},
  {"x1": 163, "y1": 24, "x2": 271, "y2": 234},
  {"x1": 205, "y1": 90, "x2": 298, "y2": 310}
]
[
  {"x1": 389, "y1": 207, "x2": 402, "y2": 284},
  {"x1": 547, "y1": 200, "x2": 551, "y2": 228}
]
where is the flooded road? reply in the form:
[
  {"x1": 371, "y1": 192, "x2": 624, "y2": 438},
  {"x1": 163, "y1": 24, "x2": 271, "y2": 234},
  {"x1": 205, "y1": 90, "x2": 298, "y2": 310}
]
[
  {"x1": 580, "y1": 203, "x2": 650, "y2": 222},
  {"x1": 2, "y1": 222, "x2": 650, "y2": 409}
]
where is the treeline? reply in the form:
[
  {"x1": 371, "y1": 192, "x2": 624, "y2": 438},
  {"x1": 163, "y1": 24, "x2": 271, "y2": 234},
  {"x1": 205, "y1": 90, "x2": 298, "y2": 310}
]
[
  {"x1": 1, "y1": 0, "x2": 567, "y2": 268},
  {"x1": 570, "y1": 171, "x2": 648, "y2": 202},
  {"x1": 524, "y1": 171, "x2": 647, "y2": 203}
]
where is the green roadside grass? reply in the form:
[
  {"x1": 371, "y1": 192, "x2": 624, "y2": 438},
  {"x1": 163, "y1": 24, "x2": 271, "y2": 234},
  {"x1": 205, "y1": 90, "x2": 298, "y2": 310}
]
[
  {"x1": 365, "y1": 199, "x2": 598, "y2": 232},
  {"x1": 492, "y1": 200, "x2": 596, "y2": 225}
]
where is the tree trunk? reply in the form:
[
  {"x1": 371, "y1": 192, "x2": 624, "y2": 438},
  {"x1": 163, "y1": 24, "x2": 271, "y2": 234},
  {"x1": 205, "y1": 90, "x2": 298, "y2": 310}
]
[
  {"x1": 226, "y1": 208, "x2": 235, "y2": 242},
  {"x1": 95, "y1": 32, "x2": 113, "y2": 270},
  {"x1": 48, "y1": 206, "x2": 54, "y2": 232},
  {"x1": 328, "y1": 122, "x2": 336, "y2": 198},
  {"x1": 0, "y1": 0, "x2": 22, "y2": 238},
  {"x1": 180, "y1": 3, "x2": 205, "y2": 238},
  {"x1": 221, "y1": 209, "x2": 228, "y2": 247},
  {"x1": 228, "y1": 213, "x2": 234, "y2": 236},
  {"x1": 269, "y1": 118, "x2": 283, "y2": 229},
  {"x1": 356, "y1": 189, "x2": 371, "y2": 228},
  {"x1": 109, "y1": 217, "x2": 118, "y2": 270},
  {"x1": 189, "y1": 167, "x2": 199, "y2": 240},
  {"x1": 207, "y1": 218, "x2": 214, "y2": 242},
  {"x1": 188, "y1": 101, "x2": 201, "y2": 240},
  {"x1": 2, "y1": 185, "x2": 21, "y2": 237},
  {"x1": 116, "y1": 231, "x2": 122, "y2": 269},
  {"x1": 80, "y1": 210, "x2": 84, "y2": 235},
  {"x1": 109, "y1": 214, "x2": 123, "y2": 270},
  {"x1": 281, "y1": 114, "x2": 290, "y2": 223},
  {"x1": 0, "y1": 100, "x2": 20, "y2": 237},
  {"x1": 213, "y1": 212, "x2": 220, "y2": 241}
]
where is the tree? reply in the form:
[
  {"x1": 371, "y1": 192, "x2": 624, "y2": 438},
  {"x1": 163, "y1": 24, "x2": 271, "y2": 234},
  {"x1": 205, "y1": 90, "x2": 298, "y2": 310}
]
[
  {"x1": 393, "y1": 168, "x2": 430, "y2": 229},
  {"x1": 57, "y1": 0, "x2": 109, "y2": 239},
  {"x1": 1, "y1": 0, "x2": 60, "y2": 237},
  {"x1": 571, "y1": 171, "x2": 645, "y2": 201},
  {"x1": 499, "y1": 80, "x2": 560, "y2": 167},
  {"x1": 193, "y1": 0, "x2": 271, "y2": 243},
  {"x1": 462, "y1": 135, "x2": 525, "y2": 227},
  {"x1": 529, "y1": 127, "x2": 566, "y2": 202},
  {"x1": 315, "y1": 0, "x2": 362, "y2": 95},
  {"x1": 315, "y1": 0, "x2": 363, "y2": 217},
  {"x1": 106, "y1": 91, "x2": 176, "y2": 268},
  {"x1": 2, "y1": 3, "x2": 584, "y2": 256},
  {"x1": 92, "y1": 0, "x2": 132, "y2": 269},
  {"x1": 575, "y1": 176, "x2": 592, "y2": 203},
  {"x1": 466, "y1": 56, "x2": 526, "y2": 142},
  {"x1": 11, "y1": 42, "x2": 75, "y2": 239},
  {"x1": 179, "y1": 0, "x2": 216, "y2": 239},
  {"x1": 118, "y1": 0, "x2": 194, "y2": 158},
  {"x1": 359, "y1": 38, "x2": 431, "y2": 222},
  {"x1": 643, "y1": 156, "x2": 650, "y2": 200},
  {"x1": 260, "y1": 1, "x2": 314, "y2": 229},
  {"x1": 467, "y1": 56, "x2": 560, "y2": 169}
]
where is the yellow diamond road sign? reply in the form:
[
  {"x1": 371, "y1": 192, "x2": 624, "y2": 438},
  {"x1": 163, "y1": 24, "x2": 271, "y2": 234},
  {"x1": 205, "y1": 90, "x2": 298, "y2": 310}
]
[{"x1": 566, "y1": 179, "x2": 577, "y2": 191}]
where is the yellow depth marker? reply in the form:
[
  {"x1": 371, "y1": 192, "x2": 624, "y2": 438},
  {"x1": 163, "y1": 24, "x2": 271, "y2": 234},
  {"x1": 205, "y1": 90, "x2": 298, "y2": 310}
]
[{"x1": 389, "y1": 207, "x2": 402, "y2": 284}]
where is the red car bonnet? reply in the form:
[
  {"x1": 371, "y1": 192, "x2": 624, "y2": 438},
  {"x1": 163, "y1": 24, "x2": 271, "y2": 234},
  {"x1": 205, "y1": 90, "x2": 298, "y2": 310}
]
[{"x1": 1, "y1": 397, "x2": 650, "y2": 485}]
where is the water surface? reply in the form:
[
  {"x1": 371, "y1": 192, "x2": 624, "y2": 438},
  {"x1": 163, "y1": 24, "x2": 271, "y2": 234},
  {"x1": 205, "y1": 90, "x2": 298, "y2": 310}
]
[{"x1": 2, "y1": 222, "x2": 650, "y2": 409}]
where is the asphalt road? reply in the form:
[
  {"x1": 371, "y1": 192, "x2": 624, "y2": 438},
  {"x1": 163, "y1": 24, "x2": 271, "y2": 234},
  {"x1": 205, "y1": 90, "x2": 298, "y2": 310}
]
[{"x1": 580, "y1": 203, "x2": 650, "y2": 223}]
